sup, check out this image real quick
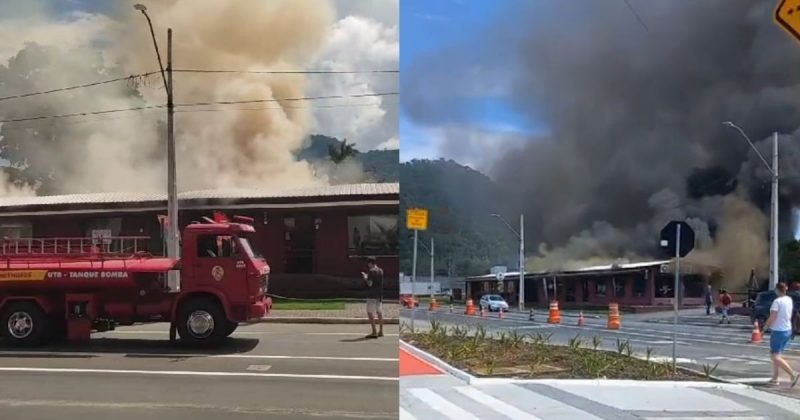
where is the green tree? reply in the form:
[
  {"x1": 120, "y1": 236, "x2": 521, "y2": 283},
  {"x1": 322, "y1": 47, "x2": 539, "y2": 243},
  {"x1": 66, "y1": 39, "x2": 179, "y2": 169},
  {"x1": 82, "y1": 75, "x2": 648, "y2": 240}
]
[{"x1": 328, "y1": 139, "x2": 357, "y2": 164}]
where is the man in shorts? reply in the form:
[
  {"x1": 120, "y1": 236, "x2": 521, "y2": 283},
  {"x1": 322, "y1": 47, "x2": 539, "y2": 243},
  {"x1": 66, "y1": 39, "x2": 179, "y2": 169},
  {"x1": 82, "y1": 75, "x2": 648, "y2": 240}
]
[
  {"x1": 766, "y1": 282, "x2": 799, "y2": 387},
  {"x1": 362, "y1": 257, "x2": 384, "y2": 339}
]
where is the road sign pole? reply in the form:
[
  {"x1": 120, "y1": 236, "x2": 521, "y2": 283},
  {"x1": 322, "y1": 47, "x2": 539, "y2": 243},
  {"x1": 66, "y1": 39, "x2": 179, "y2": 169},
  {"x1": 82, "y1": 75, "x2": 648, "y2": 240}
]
[
  {"x1": 519, "y1": 214, "x2": 525, "y2": 312},
  {"x1": 430, "y1": 237, "x2": 434, "y2": 301},
  {"x1": 411, "y1": 229, "x2": 418, "y2": 333},
  {"x1": 673, "y1": 223, "x2": 681, "y2": 374}
]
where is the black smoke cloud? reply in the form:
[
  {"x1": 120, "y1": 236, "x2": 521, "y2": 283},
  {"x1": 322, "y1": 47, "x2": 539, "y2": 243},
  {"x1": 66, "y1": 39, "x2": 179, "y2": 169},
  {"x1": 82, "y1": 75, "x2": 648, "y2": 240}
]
[{"x1": 403, "y1": 1, "x2": 800, "y2": 281}]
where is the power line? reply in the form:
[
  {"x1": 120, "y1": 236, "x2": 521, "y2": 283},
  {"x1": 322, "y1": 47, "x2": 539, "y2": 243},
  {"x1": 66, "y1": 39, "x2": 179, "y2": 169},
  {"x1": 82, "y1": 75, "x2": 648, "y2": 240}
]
[
  {"x1": 0, "y1": 101, "x2": 397, "y2": 132},
  {"x1": 622, "y1": 0, "x2": 649, "y2": 32},
  {"x1": 0, "y1": 92, "x2": 398, "y2": 124},
  {"x1": 174, "y1": 92, "x2": 398, "y2": 108},
  {"x1": 174, "y1": 69, "x2": 398, "y2": 75},
  {"x1": 0, "y1": 72, "x2": 159, "y2": 102}
]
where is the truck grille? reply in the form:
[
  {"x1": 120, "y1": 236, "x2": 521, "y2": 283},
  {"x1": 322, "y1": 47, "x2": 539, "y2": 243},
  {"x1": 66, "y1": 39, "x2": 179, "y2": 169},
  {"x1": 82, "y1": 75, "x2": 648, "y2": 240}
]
[{"x1": 262, "y1": 274, "x2": 269, "y2": 293}]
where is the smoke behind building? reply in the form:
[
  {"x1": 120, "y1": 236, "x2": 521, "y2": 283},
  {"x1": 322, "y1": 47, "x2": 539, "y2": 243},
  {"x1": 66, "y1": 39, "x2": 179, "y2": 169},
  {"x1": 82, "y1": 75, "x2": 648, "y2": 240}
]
[{"x1": 403, "y1": 1, "x2": 800, "y2": 287}]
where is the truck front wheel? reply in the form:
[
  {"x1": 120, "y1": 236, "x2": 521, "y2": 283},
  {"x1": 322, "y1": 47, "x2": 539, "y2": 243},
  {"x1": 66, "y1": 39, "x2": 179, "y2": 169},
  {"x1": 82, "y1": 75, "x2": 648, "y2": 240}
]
[
  {"x1": 176, "y1": 298, "x2": 227, "y2": 346},
  {"x1": 1, "y1": 301, "x2": 49, "y2": 347}
]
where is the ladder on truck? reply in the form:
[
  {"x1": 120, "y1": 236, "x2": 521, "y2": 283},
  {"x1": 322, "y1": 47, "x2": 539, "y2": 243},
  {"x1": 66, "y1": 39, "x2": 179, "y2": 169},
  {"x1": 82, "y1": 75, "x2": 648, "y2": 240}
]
[{"x1": 1, "y1": 236, "x2": 151, "y2": 263}]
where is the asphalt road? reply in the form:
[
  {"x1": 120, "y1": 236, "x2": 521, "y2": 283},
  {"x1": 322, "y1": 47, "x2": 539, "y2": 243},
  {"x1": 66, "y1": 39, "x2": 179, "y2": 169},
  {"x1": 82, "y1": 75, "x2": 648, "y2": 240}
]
[
  {"x1": 402, "y1": 306, "x2": 800, "y2": 384},
  {"x1": 0, "y1": 323, "x2": 399, "y2": 419}
]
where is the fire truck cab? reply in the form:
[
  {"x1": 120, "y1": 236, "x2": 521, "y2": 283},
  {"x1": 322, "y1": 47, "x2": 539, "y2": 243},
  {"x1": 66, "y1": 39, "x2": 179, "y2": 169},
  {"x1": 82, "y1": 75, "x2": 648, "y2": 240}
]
[{"x1": 0, "y1": 215, "x2": 271, "y2": 347}]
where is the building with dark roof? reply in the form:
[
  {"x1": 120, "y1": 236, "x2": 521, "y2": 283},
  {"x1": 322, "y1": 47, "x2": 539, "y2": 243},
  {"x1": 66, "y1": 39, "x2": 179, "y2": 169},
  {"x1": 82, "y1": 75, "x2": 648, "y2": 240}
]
[
  {"x1": 465, "y1": 259, "x2": 719, "y2": 311},
  {"x1": 0, "y1": 183, "x2": 399, "y2": 299}
]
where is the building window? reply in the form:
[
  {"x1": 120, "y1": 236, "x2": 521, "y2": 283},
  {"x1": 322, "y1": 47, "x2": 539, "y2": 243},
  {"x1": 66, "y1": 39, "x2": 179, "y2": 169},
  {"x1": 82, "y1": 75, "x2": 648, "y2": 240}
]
[
  {"x1": 683, "y1": 275, "x2": 704, "y2": 298},
  {"x1": 614, "y1": 278, "x2": 626, "y2": 298},
  {"x1": 0, "y1": 220, "x2": 32, "y2": 239},
  {"x1": 348, "y1": 215, "x2": 398, "y2": 256},
  {"x1": 595, "y1": 279, "x2": 606, "y2": 297},
  {"x1": 506, "y1": 280, "x2": 515, "y2": 293},
  {"x1": 634, "y1": 275, "x2": 647, "y2": 297}
]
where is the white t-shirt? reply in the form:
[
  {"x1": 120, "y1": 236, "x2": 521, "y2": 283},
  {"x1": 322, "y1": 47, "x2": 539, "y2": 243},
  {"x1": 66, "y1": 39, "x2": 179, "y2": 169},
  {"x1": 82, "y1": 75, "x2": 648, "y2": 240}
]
[{"x1": 770, "y1": 295, "x2": 794, "y2": 332}]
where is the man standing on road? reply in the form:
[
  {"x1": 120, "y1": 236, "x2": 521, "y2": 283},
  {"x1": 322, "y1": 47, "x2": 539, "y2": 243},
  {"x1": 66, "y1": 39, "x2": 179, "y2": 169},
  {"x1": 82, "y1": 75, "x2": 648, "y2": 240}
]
[
  {"x1": 362, "y1": 256, "x2": 384, "y2": 339},
  {"x1": 766, "y1": 282, "x2": 799, "y2": 387},
  {"x1": 705, "y1": 284, "x2": 714, "y2": 316},
  {"x1": 719, "y1": 289, "x2": 732, "y2": 324}
]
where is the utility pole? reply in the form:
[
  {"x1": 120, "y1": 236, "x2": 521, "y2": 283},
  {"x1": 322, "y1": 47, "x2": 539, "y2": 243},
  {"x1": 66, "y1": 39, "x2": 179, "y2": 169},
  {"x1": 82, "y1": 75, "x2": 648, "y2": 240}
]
[
  {"x1": 519, "y1": 214, "x2": 525, "y2": 312},
  {"x1": 770, "y1": 132, "x2": 779, "y2": 289},
  {"x1": 166, "y1": 28, "x2": 180, "y2": 291},
  {"x1": 134, "y1": 4, "x2": 180, "y2": 291},
  {"x1": 723, "y1": 122, "x2": 779, "y2": 289},
  {"x1": 491, "y1": 213, "x2": 525, "y2": 311},
  {"x1": 411, "y1": 229, "x2": 418, "y2": 332}
]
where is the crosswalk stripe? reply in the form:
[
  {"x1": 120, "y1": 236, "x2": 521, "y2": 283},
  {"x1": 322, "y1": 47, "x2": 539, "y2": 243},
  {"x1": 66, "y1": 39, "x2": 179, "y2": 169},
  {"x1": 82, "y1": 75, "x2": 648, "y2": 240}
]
[
  {"x1": 407, "y1": 388, "x2": 481, "y2": 420},
  {"x1": 399, "y1": 407, "x2": 418, "y2": 420},
  {"x1": 455, "y1": 386, "x2": 542, "y2": 420}
]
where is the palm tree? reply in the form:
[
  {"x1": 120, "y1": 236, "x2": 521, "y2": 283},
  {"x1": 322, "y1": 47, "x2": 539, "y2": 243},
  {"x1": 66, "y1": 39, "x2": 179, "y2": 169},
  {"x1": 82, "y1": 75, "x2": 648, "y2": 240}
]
[{"x1": 328, "y1": 139, "x2": 357, "y2": 164}]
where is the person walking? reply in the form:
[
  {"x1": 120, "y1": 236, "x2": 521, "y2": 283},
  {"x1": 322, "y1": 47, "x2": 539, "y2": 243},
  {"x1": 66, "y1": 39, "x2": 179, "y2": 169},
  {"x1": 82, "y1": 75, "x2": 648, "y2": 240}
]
[
  {"x1": 719, "y1": 289, "x2": 732, "y2": 324},
  {"x1": 705, "y1": 284, "x2": 714, "y2": 316},
  {"x1": 362, "y1": 256, "x2": 384, "y2": 339},
  {"x1": 766, "y1": 282, "x2": 799, "y2": 387}
]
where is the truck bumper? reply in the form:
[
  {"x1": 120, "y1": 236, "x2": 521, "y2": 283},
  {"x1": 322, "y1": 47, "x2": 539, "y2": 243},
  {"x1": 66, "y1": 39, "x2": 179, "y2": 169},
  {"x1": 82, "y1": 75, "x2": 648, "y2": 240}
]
[{"x1": 247, "y1": 296, "x2": 273, "y2": 321}]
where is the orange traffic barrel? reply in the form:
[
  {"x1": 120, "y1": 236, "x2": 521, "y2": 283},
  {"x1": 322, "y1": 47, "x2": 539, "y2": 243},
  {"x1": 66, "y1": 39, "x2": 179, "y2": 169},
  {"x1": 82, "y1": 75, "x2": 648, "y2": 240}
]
[
  {"x1": 607, "y1": 303, "x2": 621, "y2": 330},
  {"x1": 750, "y1": 321, "x2": 762, "y2": 343},
  {"x1": 465, "y1": 299, "x2": 476, "y2": 316},
  {"x1": 547, "y1": 300, "x2": 561, "y2": 324}
]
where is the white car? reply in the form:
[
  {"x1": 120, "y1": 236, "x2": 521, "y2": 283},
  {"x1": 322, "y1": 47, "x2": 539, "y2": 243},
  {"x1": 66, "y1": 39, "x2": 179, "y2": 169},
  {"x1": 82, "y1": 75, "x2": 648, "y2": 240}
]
[{"x1": 479, "y1": 294, "x2": 509, "y2": 312}]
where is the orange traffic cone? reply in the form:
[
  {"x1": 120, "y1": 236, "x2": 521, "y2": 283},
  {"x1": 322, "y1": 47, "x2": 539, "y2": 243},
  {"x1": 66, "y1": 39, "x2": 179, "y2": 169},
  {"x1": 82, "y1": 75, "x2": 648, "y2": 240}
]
[
  {"x1": 480, "y1": 306, "x2": 487, "y2": 318},
  {"x1": 465, "y1": 299, "x2": 476, "y2": 316},
  {"x1": 577, "y1": 311, "x2": 585, "y2": 327},
  {"x1": 499, "y1": 309, "x2": 504, "y2": 319},
  {"x1": 429, "y1": 297, "x2": 438, "y2": 311},
  {"x1": 607, "y1": 303, "x2": 621, "y2": 330},
  {"x1": 751, "y1": 321, "x2": 762, "y2": 343},
  {"x1": 547, "y1": 300, "x2": 561, "y2": 324}
]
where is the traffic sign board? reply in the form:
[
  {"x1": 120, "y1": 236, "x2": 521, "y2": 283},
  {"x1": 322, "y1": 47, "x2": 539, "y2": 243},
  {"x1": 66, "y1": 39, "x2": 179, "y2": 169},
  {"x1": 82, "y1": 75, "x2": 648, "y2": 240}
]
[
  {"x1": 660, "y1": 221, "x2": 695, "y2": 258},
  {"x1": 495, "y1": 271, "x2": 505, "y2": 282},
  {"x1": 406, "y1": 208, "x2": 428, "y2": 231},
  {"x1": 776, "y1": 0, "x2": 800, "y2": 43}
]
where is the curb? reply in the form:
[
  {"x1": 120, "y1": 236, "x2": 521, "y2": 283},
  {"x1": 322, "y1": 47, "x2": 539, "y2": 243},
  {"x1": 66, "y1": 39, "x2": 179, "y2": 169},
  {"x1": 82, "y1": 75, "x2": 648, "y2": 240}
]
[
  {"x1": 400, "y1": 340, "x2": 751, "y2": 389},
  {"x1": 399, "y1": 340, "x2": 477, "y2": 384},
  {"x1": 261, "y1": 317, "x2": 400, "y2": 324}
]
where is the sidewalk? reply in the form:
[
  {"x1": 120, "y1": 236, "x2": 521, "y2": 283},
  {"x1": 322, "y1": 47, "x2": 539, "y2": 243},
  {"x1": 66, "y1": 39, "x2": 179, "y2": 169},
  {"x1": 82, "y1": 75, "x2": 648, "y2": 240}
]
[{"x1": 400, "y1": 341, "x2": 800, "y2": 419}]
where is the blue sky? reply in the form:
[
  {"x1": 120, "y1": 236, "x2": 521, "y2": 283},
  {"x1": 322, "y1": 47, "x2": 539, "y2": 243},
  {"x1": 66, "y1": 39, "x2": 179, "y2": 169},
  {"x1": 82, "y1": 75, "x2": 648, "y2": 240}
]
[{"x1": 400, "y1": 0, "x2": 537, "y2": 162}]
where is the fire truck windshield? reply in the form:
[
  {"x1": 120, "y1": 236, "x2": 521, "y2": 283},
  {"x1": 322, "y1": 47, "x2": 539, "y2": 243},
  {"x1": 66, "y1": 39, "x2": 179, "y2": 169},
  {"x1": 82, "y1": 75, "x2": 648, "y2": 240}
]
[{"x1": 237, "y1": 236, "x2": 257, "y2": 258}]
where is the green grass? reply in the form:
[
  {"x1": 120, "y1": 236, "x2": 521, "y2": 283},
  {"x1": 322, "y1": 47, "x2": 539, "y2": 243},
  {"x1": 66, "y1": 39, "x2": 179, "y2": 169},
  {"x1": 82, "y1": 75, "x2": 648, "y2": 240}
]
[{"x1": 273, "y1": 299, "x2": 347, "y2": 311}]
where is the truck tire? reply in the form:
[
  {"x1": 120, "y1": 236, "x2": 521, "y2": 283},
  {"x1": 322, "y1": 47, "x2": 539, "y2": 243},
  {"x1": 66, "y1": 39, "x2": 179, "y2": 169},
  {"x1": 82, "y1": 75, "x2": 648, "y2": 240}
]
[
  {"x1": 1, "y1": 301, "x2": 49, "y2": 347},
  {"x1": 176, "y1": 298, "x2": 227, "y2": 346},
  {"x1": 222, "y1": 320, "x2": 238, "y2": 337}
]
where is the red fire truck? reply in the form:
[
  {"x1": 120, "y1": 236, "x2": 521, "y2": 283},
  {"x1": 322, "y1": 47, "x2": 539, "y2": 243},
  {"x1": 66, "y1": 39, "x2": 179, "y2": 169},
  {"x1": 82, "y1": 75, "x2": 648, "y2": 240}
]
[{"x1": 0, "y1": 215, "x2": 271, "y2": 347}]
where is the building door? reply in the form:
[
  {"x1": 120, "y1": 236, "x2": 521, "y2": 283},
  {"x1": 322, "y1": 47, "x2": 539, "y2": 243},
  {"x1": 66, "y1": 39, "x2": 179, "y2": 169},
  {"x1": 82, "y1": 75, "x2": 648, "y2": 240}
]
[
  {"x1": 581, "y1": 278, "x2": 590, "y2": 302},
  {"x1": 283, "y1": 215, "x2": 316, "y2": 274}
]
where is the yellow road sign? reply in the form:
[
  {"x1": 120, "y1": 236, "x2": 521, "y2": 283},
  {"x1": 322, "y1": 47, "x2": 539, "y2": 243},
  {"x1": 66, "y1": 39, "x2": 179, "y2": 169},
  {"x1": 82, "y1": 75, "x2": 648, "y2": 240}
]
[
  {"x1": 776, "y1": 0, "x2": 800, "y2": 43},
  {"x1": 406, "y1": 208, "x2": 428, "y2": 231}
]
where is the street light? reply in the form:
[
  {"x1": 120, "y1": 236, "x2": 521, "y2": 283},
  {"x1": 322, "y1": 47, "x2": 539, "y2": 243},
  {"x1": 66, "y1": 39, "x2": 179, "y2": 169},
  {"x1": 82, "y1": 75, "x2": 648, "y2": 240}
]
[
  {"x1": 135, "y1": 4, "x2": 179, "y2": 292},
  {"x1": 491, "y1": 213, "x2": 525, "y2": 311},
  {"x1": 722, "y1": 121, "x2": 779, "y2": 289}
]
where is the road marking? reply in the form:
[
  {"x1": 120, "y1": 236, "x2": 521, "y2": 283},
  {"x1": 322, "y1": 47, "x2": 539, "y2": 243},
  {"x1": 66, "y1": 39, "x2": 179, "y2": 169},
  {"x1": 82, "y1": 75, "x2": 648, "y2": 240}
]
[
  {"x1": 305, "y1": 333, "x2": 400, "y2": 336},
  {"x1": 723, "y1": 377, "x2": 774, "y2": 384},
  {"x1": 647, "y1": 356, "x2": 696, "y2": 364},
  {"x1": 399, "y1": 407, "x2": 418, "y2": 420},
  {"x1": 0, "y1": 367, "x2": 398, "y2": 381},
  {"x1": 246, "y1": 364, "x2": 271, "y2": 371},
  {"x1": 0, "y1": 351, "x2": 397, "y2": 362},
  {"x1": 455, "y1": 386, "x2": 541, "y2": 420},
  {"x1": 101, "y1": 331, "x2": 399, "y2": 336},
  {"x1": 641, "y1": 417, "x2": 767, "y2": 420},
  {"x1": 705, "y1": 356, "x2": 769, "y2": 365},
  {"x1": 407, "y1": 388, "x2": 480, "y2": 420},
  {"x1": 641, "y1": 340, "x2": 688, "y2": 345},
  {"x1": 0, "y1": 399, "x2": 396, "y2": 418}
]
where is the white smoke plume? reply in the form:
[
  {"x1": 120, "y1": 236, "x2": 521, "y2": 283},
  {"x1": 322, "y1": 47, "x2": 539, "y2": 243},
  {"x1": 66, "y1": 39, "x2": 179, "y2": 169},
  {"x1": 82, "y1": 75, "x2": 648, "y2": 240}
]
[{"x1": 0, "y1": 0, "x2": 395, "y2": 195}]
